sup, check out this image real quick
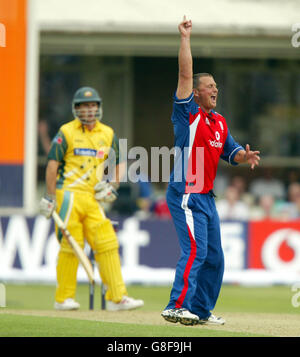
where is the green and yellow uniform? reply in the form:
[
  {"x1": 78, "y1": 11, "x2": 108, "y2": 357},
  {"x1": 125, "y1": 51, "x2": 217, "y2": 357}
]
[{"x1": 48, "y1": 118, "x2": 127, "y2": 303}]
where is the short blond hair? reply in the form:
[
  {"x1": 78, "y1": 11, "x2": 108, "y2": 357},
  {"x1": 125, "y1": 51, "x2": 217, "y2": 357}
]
[{"x1": 193, "y1": 73, "x2": 213, "y2": 89}]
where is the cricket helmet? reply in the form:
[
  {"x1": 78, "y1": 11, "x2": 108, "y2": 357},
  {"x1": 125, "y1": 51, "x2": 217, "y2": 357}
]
[{"x1": 72, "y1": 86, "x2": 103, "y2": 124}]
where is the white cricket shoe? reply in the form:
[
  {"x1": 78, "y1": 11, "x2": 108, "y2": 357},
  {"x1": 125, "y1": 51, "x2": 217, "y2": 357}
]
[
  {"x1": 106, "y1": 296, "x2": 144, "y2": 311},
  {"x1": 198, "y1": 314, "x2": 225, "y2": 325},
  {"x1": 161, "y1": 308, "x2": 199, "y2": 326},
  {"x1": 54, "y1": 298, "x2": 80, "y2": 311}
]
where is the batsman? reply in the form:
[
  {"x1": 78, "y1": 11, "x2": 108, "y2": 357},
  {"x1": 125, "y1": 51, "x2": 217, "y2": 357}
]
[{"x1": 39, "y1": 86, "x2": 144, "y2": 311}]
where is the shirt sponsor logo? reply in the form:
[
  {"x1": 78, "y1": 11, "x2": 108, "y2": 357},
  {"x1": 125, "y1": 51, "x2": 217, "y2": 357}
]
[
  {"x1": 209, "y1": 140, "x2": 223, "y2": 148},
  {"x1": 208, "y1": 131, "x2": 222, "y2": 148},
  {"x1": 74, "y1": 148, "x2": 97, "y2": 157}
]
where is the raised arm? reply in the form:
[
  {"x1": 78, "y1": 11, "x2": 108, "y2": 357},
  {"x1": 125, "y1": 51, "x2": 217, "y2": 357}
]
[{"x1": 176, "y1": 16, "x2": 193, "y2": 100}]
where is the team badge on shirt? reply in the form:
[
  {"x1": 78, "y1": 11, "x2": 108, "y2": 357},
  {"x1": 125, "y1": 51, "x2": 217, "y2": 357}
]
[
  {"x1": 54, "y1": 134, "x2": 63, "y2": 144},
  {"x1": 96, "y1": 150, "x2": 105, "y2": 159}
]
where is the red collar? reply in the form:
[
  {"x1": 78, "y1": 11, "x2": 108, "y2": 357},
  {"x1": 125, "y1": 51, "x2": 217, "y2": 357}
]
[{"x1": 199, "y1": 107, "x2": 216, "y2": 123}]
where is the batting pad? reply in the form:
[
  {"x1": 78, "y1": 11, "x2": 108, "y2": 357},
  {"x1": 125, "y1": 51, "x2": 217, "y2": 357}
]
[
  {"x1": 95, "y1": 249, "x2": 127, "y2": 303},
  {"x1": 93, "y1": 218, "x2": 119, "y2": 254}
]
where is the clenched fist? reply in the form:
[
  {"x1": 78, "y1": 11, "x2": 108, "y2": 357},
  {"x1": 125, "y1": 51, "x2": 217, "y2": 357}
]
[
  {"x1": 94, "y1": 181, "x2": 118, "y2": 203},
  {"x1": 39, "y1": 194, "x2": 56, "y2": 219}
]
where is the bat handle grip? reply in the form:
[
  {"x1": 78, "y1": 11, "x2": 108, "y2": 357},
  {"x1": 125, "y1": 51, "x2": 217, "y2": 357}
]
[{"x1": 52, "y1": 211, "x2": 64, "y2": 227}]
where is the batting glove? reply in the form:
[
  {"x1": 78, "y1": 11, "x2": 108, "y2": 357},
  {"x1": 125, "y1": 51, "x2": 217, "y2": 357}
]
[
  {"x1": 94, "y1": 181, "x2": 118, "y2": 203},
  {"x1": 39, "y1": 194, "x2": 56, "y2": 219}
]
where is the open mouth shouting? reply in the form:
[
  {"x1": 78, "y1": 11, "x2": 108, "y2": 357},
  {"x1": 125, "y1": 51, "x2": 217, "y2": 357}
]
[{"x1": 211, "y1": 95, "x2": 217, "y2": 105}]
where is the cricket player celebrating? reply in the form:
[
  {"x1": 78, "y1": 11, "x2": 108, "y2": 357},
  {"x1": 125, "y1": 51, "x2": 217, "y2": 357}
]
[
  {"x1": 161, "y1": 17, "x2": 260, "y2": 325},
  {"x1": 39, "y1": 86, "x2": 144, "y2": 311}
]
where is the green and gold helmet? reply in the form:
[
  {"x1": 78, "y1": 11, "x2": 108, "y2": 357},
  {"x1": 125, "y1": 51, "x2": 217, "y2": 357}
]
[{"x1": 72, "y1": 86, "x2": 103, "y2": 124}]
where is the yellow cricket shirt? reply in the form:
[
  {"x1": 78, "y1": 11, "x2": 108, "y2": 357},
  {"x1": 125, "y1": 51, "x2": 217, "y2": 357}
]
[{"x1": 48, "y1": 118, "x2": 121, "y2": 194}]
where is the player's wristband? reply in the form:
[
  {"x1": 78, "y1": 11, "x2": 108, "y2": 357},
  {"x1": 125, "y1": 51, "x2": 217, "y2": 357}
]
[{"x1": 45, "y1": 193, "x2": 56, "y2": 202}]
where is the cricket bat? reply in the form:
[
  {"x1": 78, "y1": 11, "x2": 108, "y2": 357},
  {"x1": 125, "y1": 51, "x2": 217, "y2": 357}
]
[{"x1": 52, "y1": 211, "x2": 95, "y2": 285}]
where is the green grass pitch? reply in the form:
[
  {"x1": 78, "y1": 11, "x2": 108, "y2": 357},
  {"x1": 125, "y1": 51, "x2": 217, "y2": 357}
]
[{"x1": 0, "y1": 283, "x2": 299, "y2": 337}]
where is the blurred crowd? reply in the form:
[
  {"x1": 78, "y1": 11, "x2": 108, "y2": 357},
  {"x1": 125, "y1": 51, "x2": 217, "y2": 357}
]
[
  {"x1": 214, "y1": 173, "x2": 300, "y2": 222},
  {"x1": 109, "y1": 168, "x2": 300, "y2": 221}
]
